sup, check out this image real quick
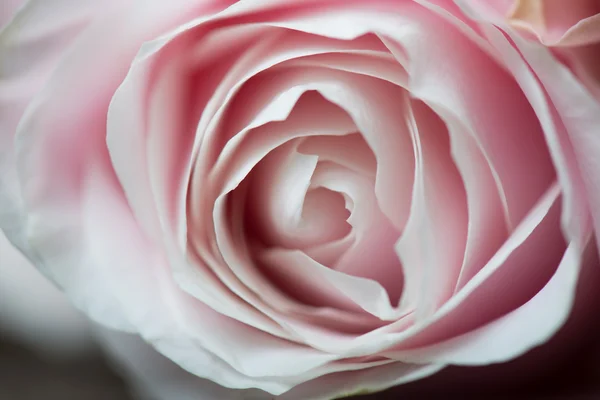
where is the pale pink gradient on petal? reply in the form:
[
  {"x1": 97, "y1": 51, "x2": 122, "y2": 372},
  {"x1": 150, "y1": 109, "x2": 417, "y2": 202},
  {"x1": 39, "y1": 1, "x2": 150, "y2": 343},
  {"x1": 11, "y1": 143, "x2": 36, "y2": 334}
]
[{"x1": 395, "y1": 99, "x2": 467, "y2": 320}]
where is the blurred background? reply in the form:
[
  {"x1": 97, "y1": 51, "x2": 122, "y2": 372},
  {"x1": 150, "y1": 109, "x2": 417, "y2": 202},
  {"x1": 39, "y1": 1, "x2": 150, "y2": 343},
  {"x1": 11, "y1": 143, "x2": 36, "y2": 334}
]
[{"x1": 2, "y1": 229, "x2": 600, "y2": 400}]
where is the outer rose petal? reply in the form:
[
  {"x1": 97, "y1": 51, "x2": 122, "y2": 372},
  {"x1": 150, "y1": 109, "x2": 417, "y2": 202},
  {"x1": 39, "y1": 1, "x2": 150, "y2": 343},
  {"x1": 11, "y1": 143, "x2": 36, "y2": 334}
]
[
  {"x1": 1, "y1": 0, "x2": 232, "y2": 329},
  {"x1": 508, "y1": 0, "x2": 600, "y2": 46},
  {"x1": 0, "y1": 229, "x2": 93, "y2": 358},
  {"x1": 0, "y1": 0, "x2": 132, "y2": 328},
  {"x1": 95, "y1": 328, "x2": 267, "y2": 400},
  {"x1": 504, "y1": 0, "x2": 600, "y2": 98},
  {"x1": 97, "y1": 327, "x2": 443, "y2": 400},
  {"x1": 0, "y1": 0, "x2": 23, "y2": 29}
]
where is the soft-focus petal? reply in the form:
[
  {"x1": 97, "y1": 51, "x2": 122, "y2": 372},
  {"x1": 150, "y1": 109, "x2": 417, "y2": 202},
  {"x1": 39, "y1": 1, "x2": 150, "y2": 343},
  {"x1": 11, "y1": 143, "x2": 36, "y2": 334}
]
[
  {"x1": 0, "y1": 0, "x2": 120, "y2": 257},
  {"x1": 508, "y1": 0, "x2": 600, "y2": 46},
  {"x1": 0, "y1": 0, "x2": 134, "y2": 330},
  {"x1": 0, "y1": 229, "x2": 93, "y2": 358},
  {"x1": 6, "y1": 0, "x2": 233, "y2": 330},
  {"x1": 0, "y1": 0, "x2": 24, "y2": 29}
]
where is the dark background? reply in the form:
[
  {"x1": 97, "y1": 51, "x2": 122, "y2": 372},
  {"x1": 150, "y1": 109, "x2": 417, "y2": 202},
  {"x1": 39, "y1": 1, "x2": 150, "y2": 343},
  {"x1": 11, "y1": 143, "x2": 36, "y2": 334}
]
[{"x1": 1, "y1": 330, "x2": 599, "y2": 400}]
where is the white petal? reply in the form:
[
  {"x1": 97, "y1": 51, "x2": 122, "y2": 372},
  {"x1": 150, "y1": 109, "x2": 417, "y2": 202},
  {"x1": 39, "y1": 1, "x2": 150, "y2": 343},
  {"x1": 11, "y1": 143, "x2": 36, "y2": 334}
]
[
  {"x1": 96, "y1": 328, "x2": 269, "y2": 400},
  {"x1": 0, "y1": 229, "x2": 94, "y2": 358}
]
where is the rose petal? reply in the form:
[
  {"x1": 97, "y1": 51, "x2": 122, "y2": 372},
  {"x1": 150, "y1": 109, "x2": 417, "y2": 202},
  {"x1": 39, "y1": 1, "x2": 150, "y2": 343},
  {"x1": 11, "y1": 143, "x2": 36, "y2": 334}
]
[
  {"x1": 289, "y1": 49, "x2": 408, "y2": 84},
  {"x1": 396, "y1": 99, "x2": 468, "y2": 320},
  {"x1": 0, "y1": 0, "x2": 119, "y2": 261},
  {"x1": 3, "y1": 0, "x2": 137, "y2": 330},
  {"x1": 0, "y1": 0, "x2": 23, "y2": 29},
  {"x1": 298, "y1": 133, "x2": 377, "y2": 179},
  {"x1": 509, "y1": 0, "x2": 600, "y2": 46},
  {"x1": 96, "y1": 328, "x2": 268, "y2": 400},
  {"x1": 247, "y1": 142, "x2": 350, "y2": 249},
  {"x1": 308, "y1": 162, "x2": 404, "y2": 304},
  {"x1": 502, "y1": 31, "x2": 600, "y2": 250},
  {"x1": 0, "y1": 229, "x2": 94, "y2": 358}
]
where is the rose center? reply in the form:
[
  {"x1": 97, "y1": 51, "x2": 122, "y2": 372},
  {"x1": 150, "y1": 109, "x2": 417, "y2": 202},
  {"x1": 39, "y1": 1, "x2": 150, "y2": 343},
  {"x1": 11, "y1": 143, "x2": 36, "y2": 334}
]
[{"x1": 222, "y1": 92, "x2": 407, "y2": 306}]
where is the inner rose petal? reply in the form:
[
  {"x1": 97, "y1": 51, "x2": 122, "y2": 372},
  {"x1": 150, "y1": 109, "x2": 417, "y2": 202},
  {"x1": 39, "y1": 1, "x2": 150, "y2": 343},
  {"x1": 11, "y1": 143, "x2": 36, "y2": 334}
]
[
  {"x1": 297, "y1": 133, "x2": 377, "y2": 178},
  {"x1": 216, "y1": 86, "x2": 408, "y2": 322},
  {"x1": 300, "y1": 188, "x2": 352, "y2": 243},
  {"x1": 230, "y1": 181, "x2": 377, "y2": 325},
  {"x1": 304, "y1": 161, "x2": 403, "y2": 305},
  {"x1": 245, "y1": 141, "x2": 351, "y2": 250},
  {"x1": 218, "y1": 98, "x2": 401, "y2": 320},
  {"x1": 195, "y1": 88, "x2": 390, "y2": 335},
  {"x1": 189, "y1": 28, "x2": 390, "y2": 173},
  {"x1": 187, "y1": 65, "x2": 417, "y2": 322},
  {"x1": 509, "y1": 0, "x2": 600, "y2": 45}
]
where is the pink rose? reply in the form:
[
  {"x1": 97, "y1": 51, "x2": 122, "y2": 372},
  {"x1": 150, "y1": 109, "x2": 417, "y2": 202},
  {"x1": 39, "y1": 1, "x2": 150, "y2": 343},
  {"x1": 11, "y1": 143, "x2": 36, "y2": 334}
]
[{"x1": 1, "y1": 0, "x2": 599, "y2": 398}]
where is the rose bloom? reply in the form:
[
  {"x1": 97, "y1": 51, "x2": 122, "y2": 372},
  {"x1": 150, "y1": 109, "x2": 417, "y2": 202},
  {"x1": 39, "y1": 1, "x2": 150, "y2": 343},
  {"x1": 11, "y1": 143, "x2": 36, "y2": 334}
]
[{"x1": 1, "y1": 0, "x2": 600, "y2": 399}]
